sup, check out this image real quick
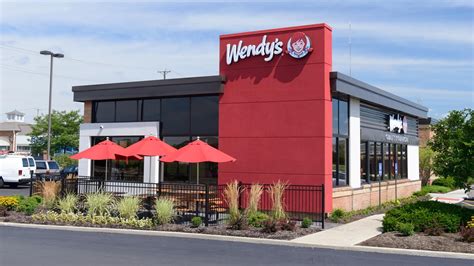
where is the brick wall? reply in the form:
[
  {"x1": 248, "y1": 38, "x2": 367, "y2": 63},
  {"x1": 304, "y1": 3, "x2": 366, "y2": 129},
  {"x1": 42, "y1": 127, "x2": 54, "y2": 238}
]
[{"x1": 332, "y1": 179, "x2": 421, "y2": 212}]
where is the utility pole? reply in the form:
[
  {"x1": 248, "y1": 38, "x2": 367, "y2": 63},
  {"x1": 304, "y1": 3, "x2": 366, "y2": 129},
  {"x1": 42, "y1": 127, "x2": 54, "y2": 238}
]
[{"x1": 158, "y1": 69, "x2": 171, "y2": 80}]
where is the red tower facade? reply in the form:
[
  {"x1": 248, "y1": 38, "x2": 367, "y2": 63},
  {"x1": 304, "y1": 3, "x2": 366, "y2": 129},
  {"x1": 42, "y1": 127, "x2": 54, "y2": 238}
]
[{"x1": 218, "y1": 24, "x2": 333, "y2": 211}]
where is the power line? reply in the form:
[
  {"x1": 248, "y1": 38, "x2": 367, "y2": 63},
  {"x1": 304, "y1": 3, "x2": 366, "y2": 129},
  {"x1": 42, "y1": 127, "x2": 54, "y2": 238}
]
[
  {"x1": 0, "y1": 44, "x2": 161, "y2": 71},
  {"x1": 0, "y1": 64, "x2": 104, "y2": 83}
]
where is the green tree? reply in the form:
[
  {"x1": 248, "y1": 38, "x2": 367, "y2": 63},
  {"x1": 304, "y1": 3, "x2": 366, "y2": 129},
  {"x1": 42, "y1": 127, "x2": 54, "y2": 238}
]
[
  {"x1": 29, "y1": 110, "x2": 83, "y2": 156},
  {"x1": 419, "y1": 146, "x2": 435, "y2": 186},
  {"x1": 429, "y1": 109, "x2": 473, "y2": 191}
]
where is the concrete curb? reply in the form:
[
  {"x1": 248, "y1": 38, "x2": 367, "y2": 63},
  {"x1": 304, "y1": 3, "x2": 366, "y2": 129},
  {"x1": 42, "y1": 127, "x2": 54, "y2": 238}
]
[{"x1": 1, "y1": 222, "x2": 473, "y2": 260}]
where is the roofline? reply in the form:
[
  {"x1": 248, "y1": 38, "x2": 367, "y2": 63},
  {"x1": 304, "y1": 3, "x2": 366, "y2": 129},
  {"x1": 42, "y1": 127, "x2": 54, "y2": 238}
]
[
  {"x1": 220, "y1": 23, "x2": 332, "y2": 39},
  {"x1": 330, "y1": 72, "x2": 429, "y2": 118},
  {"x1": 72, "y1": 75, "x2": 226, "y2": 102}
]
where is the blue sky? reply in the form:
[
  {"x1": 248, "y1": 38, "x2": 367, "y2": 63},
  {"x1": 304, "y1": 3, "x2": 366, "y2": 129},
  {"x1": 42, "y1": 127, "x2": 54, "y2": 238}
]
[{"x1": 0, "y1": 0, "x2": 472, "y2": 122}]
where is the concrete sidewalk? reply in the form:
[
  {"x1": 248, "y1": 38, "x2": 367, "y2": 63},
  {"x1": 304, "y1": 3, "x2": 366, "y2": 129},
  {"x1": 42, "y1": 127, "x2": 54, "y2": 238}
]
[
  {"x1": 291, "y1": 214, "x2": 384, "y2": 246},
  {"x1": 429, "y1": 189, "x2": 469, "y2": 204}
]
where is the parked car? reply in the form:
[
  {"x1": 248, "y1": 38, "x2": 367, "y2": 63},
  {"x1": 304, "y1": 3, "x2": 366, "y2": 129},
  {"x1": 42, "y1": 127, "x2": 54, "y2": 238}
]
[
  {"x1": 35, "y1": 160, "x2": 61, "y2": 180},
  {"x1": 60, "y1": 165, "x2": 78, "y2": 178},
  {"x1": 0, "y1": 154, "x2": 35, "y2": 187}
]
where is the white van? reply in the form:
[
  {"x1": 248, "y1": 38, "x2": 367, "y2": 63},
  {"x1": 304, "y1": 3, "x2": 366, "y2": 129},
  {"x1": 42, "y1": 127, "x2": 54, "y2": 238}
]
[{"x1": 0, "y1": 154, "x2": 35, "y2": 187}]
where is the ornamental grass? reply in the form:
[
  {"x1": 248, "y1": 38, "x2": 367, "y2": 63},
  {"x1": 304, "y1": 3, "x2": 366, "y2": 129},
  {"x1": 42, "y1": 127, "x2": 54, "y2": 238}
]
[
  {"x1": 57, "y1": 194, "x2": 78, "y2": 214},
  {"x1": 85, "y1": 192, "x2": 115, "y2": 217},
  {"x1": 155, "y1": 198, "x2": 175, "y2": 225},
  {"x1": 269, "y1": 180, "x2": 288, "y2": 221},
  {"x1": 245, "y1": 183, "x2": 263, "y2": 216},
  {"x1": 117, "y1": 196, "x2": 141, "y2": 219},
  {"x1": 224, "y1": 180, "x2": 241, "y2": 226},
  {"x1": 36, "y1": 181, "x2": 61, "y2": 207}
]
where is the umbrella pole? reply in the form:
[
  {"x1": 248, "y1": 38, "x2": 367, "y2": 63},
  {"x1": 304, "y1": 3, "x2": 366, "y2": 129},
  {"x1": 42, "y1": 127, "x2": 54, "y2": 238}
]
[
  {"x1": 105, "y1": 159, "x2": 108, "y2": 181},
  {"x1": 160, "y1": 161, "x2": 164, "y2": 183},
  {"x1": 197, "y1": 162, "x2": 199, "y2": 185}
]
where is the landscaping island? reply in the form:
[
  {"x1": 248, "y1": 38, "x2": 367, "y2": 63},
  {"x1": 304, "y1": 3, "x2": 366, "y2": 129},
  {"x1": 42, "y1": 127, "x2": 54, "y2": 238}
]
[{"x1": 0, "y1": 181, "x2": 321, "y2": 240}]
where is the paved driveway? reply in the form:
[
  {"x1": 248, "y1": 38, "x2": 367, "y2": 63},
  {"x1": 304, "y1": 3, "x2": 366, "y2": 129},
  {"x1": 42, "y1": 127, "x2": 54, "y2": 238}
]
[
  {"x1": 0, "y1": 184, "x2": 30, "y2": 196},
  {"x1": 0, "y1": 226, "x2": 471, "y2": 266}
]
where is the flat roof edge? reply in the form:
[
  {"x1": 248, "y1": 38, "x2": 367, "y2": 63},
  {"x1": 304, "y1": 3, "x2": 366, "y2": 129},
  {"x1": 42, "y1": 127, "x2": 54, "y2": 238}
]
[
  {"x1": 331, "y1": 72, "x2": 429, "y2": 118},
  {"x1": 72, "y1": 75, "x2": 225, "y2": 92}
]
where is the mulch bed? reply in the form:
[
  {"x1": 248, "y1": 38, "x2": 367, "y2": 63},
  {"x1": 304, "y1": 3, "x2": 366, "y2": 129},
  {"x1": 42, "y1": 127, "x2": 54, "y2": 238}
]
[
  {"x1": 359, "y1": 232, "x2": 474, "y2": 254},
  {"x1": 0, "y1": 211, "x2": 321, "y2": 240}
]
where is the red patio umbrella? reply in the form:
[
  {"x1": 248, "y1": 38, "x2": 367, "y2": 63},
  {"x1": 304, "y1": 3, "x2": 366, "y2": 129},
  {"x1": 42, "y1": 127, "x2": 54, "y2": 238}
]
[
  {"x1": 124, "y1": 136, "x2": 177, "y2": 182},
  {"x1": 160, "y1": 137, "x2": 236, "y2": 184},
  {"x1": 70, "y1": 139, "x2": 141, "y2": 180}
]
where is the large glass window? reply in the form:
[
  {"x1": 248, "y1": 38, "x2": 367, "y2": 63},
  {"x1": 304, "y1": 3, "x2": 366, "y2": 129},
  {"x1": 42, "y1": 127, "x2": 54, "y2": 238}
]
[
  {"x1": 360, "y1": 142, "x2": 368, "y2": 183},
  {"x1": 163, "y1": 136, "x2": 191, "y2": 182},
  {"x1": 161, "y1": 97, "x2": 190, "y2": 136},
  {"x1": 91, "y1": 136, "x2": 144, "y2": 181},
  {"x1": 402, "y1": 145, "x2": 408, "y2": 178},
  {"x1": 383, "y1": 143, "x2": 390, "y2": 180},
  {"x1": 93, "y1": 101, "x2": 115, "y2": 122},
  {"x1": 332, "y1": 98, "x2": 349, "y2": 136},
  {"x1": 332, "y1": 137, "x2": 348, "y2": 186},
  {"x1": 338, "y1": 100, "x2": 349, "y2": 136},
  {"x1": 369, "y1": 142, "x2": 377, "y2": 182},
  {"x1": 116, "y1": 100, "x2": 139, "y2": 122},
  {"x1": 332, "y1": 97, "x2": 349, "y2": 187},
  {"x1": 142, "y1": 99, "x2": 161, "y2": 121},
  {"x1": 191, "y1": 96, "x2": 219, "y2": 136},
  {"x1": 376, "y1": 142, "x2": 383, "y2": 181},
  {"x1": 332, "y1": 100, "x2": 339, "y2": 135}
]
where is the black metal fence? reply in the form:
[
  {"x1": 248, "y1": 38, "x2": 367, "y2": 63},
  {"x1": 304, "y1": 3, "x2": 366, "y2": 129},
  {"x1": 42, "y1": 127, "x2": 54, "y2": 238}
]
[{"x1": 32, "y1": 177, "x2": 325, "y2": 228}]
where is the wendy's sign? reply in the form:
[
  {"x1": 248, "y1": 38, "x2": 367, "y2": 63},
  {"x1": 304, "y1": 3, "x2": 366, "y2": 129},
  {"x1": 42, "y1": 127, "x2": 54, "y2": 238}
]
[{"x1": 225, "y1": 31, "x2": 312, "y2": 65}]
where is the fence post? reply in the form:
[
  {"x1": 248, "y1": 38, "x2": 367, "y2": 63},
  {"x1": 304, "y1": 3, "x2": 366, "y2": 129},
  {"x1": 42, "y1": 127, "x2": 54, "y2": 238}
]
[
  {"x1": 29, "y1": 177, "x2": 34, "y2": 196},
  {"x1": 204, "y1": 184, "x2": 209, "y2": 227},
  {"x1": 158, "y1": 182, "x2": 162, "y2": 198},
  {"x1": 321, "y1": 184, "x2": 325, "y2": 229}
]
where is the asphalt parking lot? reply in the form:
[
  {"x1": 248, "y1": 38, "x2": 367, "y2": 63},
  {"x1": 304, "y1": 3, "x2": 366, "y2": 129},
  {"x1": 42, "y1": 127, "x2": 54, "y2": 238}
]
[{"x1": 0, "y1": 184, "x2": 31, "y2": 196}]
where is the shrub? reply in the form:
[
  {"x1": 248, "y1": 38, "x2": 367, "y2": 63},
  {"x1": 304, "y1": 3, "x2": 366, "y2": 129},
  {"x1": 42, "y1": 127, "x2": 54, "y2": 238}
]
[
  {"x1": 155, "y1": 198, "x2": 175, "y2": 225},
  {"x1": 460, "y1": 227, "x2": 474, "y2": 242},
  {"x1": 261, "y1": 220, "x2": 278, "y2": 233},
  {"x1": 57, "y1": 194, "x2": 78, "y2": 214},
  {"x1": 431, "y1": 177, "x2": 456, "y2": 189},
  {"x1": 31, "y1": 211, "x2": 154, "y2": 229},
  {"x1": 85, "y1": 192, "x2": 114, "y2": 216},
  {"x1": 396, "y1": 223, "x2": 414, "y2": 236},
  {"x1": 246, "y1": 183, "x2": 263, "y2": 216},
  {"x1": 330, "y1": 208, "x2": 347, "y2": 223},
  {"x1": 279, "y1": 220, "x2": 296, "y2": 231},
  {"x1": 383, "y1": 201, "x2": 474, "y2": 233},
  {"x1": 301, "y1": 217, "x2": 312, "y2": 228},
  {"x1": 247, "y1": 211, "x2": 269, "y2": 228},
  {"x1": 224, "y1": 181, "x2": 242, "y2": 227},
  {"x1": 413, "y1": 185, "x2": 451, "y2": 196},
  {"x1": 116, "y1": 196, "x2": 141, "y2": 219},
  {"x1": 16, "y1": 196, "x2": 42, "y2": 215},
  {"x1": 191, "y1": 216, "x2": 202, "y2": 228},
  {"x1": 269, "y1": 180, "x2": 287, "y2": 221},
  {"x1": 0, "y1": 205, "x2": 7, "y2": 217},
  {"x1": 0, "y1": 196, "x2": 20, "y2": 210}
]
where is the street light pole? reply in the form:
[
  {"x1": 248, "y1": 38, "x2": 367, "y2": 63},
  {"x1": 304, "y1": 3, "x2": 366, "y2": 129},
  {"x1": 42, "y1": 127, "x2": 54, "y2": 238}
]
[{"x1": 40, "y1": 50, "x2": 64, "y2": 160}]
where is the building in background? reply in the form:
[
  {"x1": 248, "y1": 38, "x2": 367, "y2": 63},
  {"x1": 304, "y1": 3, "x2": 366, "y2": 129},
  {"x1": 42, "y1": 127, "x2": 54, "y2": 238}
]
[
  {"x1": 0, "y1": 110, "x2": 32, "y2": 154},
  {"x1": 419, "y1": 117, "x2": 438, "y2": 147}
]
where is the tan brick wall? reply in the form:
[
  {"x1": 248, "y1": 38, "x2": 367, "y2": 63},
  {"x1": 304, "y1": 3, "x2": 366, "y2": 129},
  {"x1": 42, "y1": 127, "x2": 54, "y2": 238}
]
[
  {"x1": 83, "y1": 101, "x2": 92, "y2": 123},
  {"x1": 332, "y1": 179, "x2": 421, "y2": 212}
]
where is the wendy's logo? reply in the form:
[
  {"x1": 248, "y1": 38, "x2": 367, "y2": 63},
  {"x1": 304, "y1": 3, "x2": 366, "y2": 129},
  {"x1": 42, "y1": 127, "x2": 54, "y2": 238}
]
[{"x1": 287, "y1": 32, "x2": 312, "y2": 59}]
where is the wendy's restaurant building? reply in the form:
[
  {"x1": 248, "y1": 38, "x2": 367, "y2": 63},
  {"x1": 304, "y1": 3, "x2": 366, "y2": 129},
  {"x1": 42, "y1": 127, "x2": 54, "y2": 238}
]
[{"x1": 72, "y1": 23, "x2": 428, "y2": 212}]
